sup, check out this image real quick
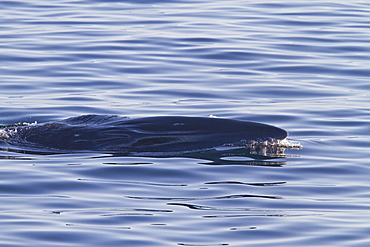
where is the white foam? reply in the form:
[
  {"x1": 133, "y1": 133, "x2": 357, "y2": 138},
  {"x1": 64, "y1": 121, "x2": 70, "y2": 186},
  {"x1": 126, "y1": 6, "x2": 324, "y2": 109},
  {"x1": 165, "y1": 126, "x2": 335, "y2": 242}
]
[
  {"x1": 221, "y1": 138, "x2": 302, "y2": 157},
  {"x1": 250, "y1": 138, "x2": 303, "y2": 149}
]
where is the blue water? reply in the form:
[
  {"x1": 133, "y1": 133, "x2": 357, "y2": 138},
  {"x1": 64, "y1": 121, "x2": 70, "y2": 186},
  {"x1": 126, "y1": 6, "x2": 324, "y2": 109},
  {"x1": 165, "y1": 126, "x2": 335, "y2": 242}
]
[{"x1": 1, "y1": 0, "x2": 369, "y2": 246}]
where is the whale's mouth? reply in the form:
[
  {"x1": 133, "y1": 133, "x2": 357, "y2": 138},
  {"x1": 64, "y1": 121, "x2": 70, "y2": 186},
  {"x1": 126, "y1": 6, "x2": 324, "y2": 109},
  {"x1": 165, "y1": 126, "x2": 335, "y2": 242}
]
[{"x1": 222, "y1": 137, "x2": 302, "y2": 148}]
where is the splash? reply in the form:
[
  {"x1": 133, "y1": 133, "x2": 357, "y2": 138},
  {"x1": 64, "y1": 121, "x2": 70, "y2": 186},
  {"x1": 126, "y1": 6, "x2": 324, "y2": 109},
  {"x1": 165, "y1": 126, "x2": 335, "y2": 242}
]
[
  {"x1": 222, "y1": 138, "x2": 302, "y2": 157},
  {"x1": 247, "y1": 138, "x2": 302, "y2": 157},
  {"x1": 0, "y1": 121, "x2": 38, "y2": 139}
]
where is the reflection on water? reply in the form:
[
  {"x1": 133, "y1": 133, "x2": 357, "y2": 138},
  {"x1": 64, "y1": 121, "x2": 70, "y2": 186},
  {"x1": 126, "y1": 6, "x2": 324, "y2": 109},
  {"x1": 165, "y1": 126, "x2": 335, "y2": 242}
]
[
  {"x1": 126, "y1": 194, "x2": 283, "y2": 201},
  {"x1": 0, "y1": 144, "x2": 297, "y2": 167}
]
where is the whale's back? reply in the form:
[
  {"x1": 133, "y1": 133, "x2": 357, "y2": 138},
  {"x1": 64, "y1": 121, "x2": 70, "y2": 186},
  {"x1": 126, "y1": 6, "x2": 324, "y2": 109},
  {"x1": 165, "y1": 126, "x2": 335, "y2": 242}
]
[{"x1": 1, "y1": 115, "x2": 288, "y2": 154}]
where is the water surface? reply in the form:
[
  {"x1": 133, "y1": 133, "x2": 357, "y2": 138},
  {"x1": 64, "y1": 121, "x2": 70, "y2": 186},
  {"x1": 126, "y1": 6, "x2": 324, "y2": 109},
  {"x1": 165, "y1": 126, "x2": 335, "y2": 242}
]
[{"x1": 1, "y1": 0, "x2": 369, "y2": 246}]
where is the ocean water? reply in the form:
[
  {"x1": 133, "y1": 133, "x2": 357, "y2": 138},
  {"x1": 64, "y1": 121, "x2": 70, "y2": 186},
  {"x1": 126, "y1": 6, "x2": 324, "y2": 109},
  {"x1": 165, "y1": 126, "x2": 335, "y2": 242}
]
[{"x1": 1, "y1": 0, "x2": 369, "y2": 246}]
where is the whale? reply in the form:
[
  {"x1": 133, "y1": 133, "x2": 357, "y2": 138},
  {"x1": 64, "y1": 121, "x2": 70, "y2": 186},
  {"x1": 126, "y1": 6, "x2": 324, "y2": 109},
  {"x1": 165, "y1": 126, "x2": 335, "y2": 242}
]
[{"x1": 0, "y1": 115, "x2": 288, "y2": 155}]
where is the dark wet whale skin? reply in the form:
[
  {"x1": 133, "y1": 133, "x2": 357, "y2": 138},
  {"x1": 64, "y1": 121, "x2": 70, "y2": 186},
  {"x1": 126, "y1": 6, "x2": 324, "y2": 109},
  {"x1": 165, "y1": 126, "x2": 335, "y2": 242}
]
[{"x1": 1, "y1": 115, "x2": 288, "y2": 153}]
